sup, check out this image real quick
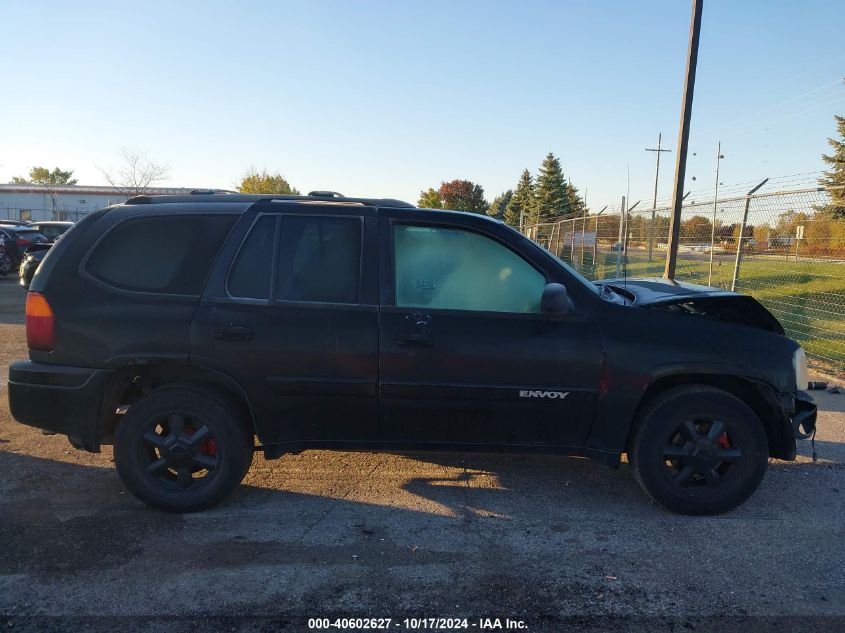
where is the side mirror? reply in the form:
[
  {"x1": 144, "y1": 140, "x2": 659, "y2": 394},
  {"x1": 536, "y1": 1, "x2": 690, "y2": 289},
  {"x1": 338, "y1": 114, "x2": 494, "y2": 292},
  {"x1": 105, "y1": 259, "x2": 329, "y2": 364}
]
[{"x1": 541, "y1": 283, "x2": 573, "y2": 315}]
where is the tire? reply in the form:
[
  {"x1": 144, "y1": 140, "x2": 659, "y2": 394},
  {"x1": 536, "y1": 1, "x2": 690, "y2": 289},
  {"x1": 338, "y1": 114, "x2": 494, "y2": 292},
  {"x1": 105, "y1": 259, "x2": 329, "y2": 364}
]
[
  {"x1": 114, "y1": 385, "x2": 254, "y2": 512},
  {"x1": 629, "y1": 386, "x2": 768, "y2": 515}
]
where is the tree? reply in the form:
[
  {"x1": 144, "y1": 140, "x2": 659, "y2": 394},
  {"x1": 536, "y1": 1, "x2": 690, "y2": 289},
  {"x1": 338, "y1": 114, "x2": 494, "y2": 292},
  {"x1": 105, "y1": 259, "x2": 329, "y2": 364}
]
[
  {"x1": 487, "y1": 190, "x2": 513, "y2": 220},
  {"x1": 11, "y1": 166, "x2": 78, "y2": 211},
  {"x1": 11, "y1": 166, "x2": 77, "y2": 187},
  {"x1": 438, "y1": 179, "x2": 488, "y2": 214},
  {"x1": 534, "y1": 152, "x2": 569, "y2": 223},
  {"x1": 680, "y1": 215, "x2": 713, "y2": 243},
  {"x1": 504, "y1": 169, "x2": 535, "y2": 228},
  {"x1": 101, "y1": 148, "x2": 169, "y2": 197},
  {"x1": 237, "y1": 168, "x2": 300, "y2": 195},
  {"x1": 818, "y1": 114, "x2": 845, "y2": 218},
  {"x1": 417, "y1": 187, "x2": 442, "y2": 208},
  {"x1": 565, "y1": 180, "x2": 587, "y2": 217}
]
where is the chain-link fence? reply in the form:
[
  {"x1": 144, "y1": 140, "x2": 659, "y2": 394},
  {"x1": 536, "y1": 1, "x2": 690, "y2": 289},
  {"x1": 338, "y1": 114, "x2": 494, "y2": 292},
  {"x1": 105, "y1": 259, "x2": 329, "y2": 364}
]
[{"x1": 524, "y1": 186, "x2": 845, "y2": 374}]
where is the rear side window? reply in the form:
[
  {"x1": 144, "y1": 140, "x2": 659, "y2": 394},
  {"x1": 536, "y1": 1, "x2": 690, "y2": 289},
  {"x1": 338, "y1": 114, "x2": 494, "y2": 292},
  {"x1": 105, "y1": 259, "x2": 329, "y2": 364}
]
[
  {"x1": 86, "y1": 214, "x2": 236, "y2": 295},
  {"x1": 275, "y1": 216, "x2": 361, "y2": 303},
  {"x1": 227, "y1": 215, "x2": 276, "y2": 299}
]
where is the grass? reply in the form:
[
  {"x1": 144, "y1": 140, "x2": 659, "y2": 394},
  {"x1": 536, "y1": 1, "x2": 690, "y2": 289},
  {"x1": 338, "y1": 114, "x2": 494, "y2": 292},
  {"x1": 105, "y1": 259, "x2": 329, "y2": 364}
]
[{"x1": 561, "y1": 246, "x2": 845, "y2": 373}]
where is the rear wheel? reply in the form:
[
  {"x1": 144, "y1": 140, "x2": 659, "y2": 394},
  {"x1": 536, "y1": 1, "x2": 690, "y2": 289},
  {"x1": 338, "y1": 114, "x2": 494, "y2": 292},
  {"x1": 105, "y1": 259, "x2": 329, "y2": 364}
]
[
  {"x1": 629, "y1": 386, "x2": 768, "y2": 515},
  {"x1": 114, "y1": 386, "x2": 254, "y2": 512}
]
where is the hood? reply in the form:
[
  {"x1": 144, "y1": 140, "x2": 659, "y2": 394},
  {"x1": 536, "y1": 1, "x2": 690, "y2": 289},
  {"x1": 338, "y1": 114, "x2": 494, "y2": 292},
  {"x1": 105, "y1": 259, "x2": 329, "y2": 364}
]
[
  {"x1": 597, "y1": 277, "x2": 785, "y2": 335},
  {"x1": 596, "y1": 277, "x2": 733, "y2": 306}
]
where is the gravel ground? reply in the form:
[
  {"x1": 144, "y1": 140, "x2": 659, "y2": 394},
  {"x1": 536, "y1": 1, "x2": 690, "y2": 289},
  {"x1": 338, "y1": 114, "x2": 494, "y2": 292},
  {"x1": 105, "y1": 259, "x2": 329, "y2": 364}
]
[{"x1": 1, "y1": 278, "x2": 843, "y2": 632}]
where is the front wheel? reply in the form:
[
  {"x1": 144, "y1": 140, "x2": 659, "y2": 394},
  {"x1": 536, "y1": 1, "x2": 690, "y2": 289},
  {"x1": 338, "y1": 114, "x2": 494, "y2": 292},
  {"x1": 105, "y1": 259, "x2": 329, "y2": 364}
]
[
  {"x1": 629, "y1": 386, "x2": 769, "y2": 515},
  {"x1": 114, "y1": 386, "x2": 254, "y2": 512}
]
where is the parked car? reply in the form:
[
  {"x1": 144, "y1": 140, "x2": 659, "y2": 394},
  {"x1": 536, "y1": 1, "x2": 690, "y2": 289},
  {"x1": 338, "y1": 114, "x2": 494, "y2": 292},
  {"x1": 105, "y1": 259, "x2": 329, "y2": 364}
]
[
  {"x1": 26, "y1": 221, "x2": 74, "y2": 241},
  {"x1": 8, "y1": 193, "x2": 816, "y2": 515},
  {"x1": 0, "y1": 224, "x2": 48, "y2": 271},
  {"x1": 0, "y1": 233, "x2": 13, "y2": 276},
  {"x1": 17, "y1": 222, "x2": 74, "y2": 288},
  {"x1": 18, "y1": 246, "x2": 50, "y2": 288}
]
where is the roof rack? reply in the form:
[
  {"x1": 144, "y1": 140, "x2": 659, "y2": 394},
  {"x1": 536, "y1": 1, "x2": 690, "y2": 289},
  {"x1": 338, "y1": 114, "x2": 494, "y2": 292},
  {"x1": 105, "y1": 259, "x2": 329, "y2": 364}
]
[
  {"x1": 124, "y1": 191, "x2": 416, "y2": 208},
  {"x1": 189, "y1": 188, "x2": 237, "y2": 195}
]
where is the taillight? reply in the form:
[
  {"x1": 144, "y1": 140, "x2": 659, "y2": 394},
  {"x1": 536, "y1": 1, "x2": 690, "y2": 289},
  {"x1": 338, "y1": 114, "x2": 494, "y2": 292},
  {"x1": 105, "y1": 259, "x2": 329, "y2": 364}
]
[
  {"x1": 25, "y1": 292, "x2": 54, "y2": 351},
  {"x1": 16, "y1": 238, "x2": 32, "y2": 247}
]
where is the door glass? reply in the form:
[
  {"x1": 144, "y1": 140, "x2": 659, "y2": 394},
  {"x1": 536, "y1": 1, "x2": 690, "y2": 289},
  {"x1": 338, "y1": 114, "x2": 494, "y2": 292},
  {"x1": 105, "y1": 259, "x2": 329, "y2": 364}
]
[
  {"x1": 393, "y1": 225, "x2": 546, "y2": 313},
  {"x1": 276, "y1": 216, "x2": 361, "y2": 303},
  {"x1": 227, "y1": 215, "x2": 276, "y2": 299}
]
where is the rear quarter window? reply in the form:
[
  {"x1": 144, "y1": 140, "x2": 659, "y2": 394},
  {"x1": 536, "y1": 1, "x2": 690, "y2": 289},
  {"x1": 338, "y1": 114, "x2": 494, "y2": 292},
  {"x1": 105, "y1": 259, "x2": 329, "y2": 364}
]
[{"x1": 85, "y1": 214, "x2": 236, "y2": 295}]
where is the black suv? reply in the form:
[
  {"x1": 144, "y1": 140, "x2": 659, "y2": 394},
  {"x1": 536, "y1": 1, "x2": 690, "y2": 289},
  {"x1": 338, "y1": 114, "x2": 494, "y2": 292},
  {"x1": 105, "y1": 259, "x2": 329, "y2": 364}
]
[{"x1": 8, "y1": 193, "x2": 817, "y2": 514}]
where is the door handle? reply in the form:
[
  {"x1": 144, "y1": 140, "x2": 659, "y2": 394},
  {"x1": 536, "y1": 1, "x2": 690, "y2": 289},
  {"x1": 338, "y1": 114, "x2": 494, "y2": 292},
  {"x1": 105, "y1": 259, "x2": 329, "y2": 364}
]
[
  {"x1": 396, "y1": 332, "x2": 433, "y2": 348},
  {"x1": 213, "y1": 325, "x2": 254, "y2": 341}
]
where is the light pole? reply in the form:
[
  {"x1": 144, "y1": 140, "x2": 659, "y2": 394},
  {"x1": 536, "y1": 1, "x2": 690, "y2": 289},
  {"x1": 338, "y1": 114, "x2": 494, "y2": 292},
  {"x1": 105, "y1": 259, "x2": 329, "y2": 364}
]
[{"x1": 707, "y1": 141, "x2": 724, "y2": 286}]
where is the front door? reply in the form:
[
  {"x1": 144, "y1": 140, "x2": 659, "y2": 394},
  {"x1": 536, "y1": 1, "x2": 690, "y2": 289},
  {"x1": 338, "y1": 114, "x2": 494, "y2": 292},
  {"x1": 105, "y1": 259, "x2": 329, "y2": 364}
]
[
  {"x1": 378, "y1": 214, "x2": 603, "y2": 447},
  {"x1": 192, "y1": 207, "x2": 379, "y2": 448}
]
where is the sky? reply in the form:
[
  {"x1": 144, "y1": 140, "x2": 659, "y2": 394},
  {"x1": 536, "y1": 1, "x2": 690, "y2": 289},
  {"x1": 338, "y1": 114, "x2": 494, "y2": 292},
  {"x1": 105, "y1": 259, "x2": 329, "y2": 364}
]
[{"x1": 1, "y1": 0, "x2": 843, "y2": 212}]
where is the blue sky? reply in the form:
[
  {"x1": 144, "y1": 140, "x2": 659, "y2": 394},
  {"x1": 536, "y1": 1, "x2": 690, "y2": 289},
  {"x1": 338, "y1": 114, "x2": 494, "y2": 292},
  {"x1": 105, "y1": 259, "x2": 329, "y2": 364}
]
[{"x1": 1, "y1": 0, "x2": 843, "y2": 211}]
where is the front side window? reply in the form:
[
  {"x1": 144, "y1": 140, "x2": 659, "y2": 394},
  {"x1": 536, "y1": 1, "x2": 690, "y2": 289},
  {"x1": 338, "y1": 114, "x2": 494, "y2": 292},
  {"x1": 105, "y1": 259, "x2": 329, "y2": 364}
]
[
  {"x1": 86, "y1": 214, "x2": 236, "y2": 294},
  {"x1": 393, "y1": 225, "x2": 546, "y2": 313},
  {"x1": 275, "y1": 216, "x2": 362, "y2": 303}
]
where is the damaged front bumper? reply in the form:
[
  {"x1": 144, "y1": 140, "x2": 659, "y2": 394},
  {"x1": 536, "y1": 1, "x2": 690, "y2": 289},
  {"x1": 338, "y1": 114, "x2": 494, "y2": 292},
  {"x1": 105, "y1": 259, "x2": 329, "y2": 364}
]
[{"x1": 791, "y1": 390, "x2": 817, "y2": 439}]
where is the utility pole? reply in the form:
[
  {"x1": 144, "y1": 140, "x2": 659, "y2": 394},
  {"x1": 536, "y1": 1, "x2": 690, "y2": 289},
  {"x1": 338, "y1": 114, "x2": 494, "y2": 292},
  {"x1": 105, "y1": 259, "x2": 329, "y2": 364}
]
[
  {"x1": 646, "y1": 133, "x2": 672, "y2": 262},
  {"x1": 664, "y1": 0, "x2": 704, "y2": 280},
  {"x1": 707, "y1": 141, "x2": 724, "y2": 286}
]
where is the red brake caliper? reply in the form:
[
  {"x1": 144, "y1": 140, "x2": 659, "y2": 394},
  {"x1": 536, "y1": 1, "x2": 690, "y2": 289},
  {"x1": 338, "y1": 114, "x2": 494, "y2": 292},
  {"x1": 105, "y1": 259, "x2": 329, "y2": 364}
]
[
  {"x1": 201, "y1": 438, "x2": 217, "y2": 456},
  {"x1": 186, "y1": 425, "x2": 217, "y2": 456},
  {"x1": 717, "y1": 433, "x2": 731, "y2": 449}
]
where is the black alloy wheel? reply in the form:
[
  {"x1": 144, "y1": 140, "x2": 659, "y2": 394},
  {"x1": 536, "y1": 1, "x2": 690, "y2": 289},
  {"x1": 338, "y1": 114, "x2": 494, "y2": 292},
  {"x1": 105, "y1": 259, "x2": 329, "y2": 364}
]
[
  {"x1": 140, "y1": 413, "x2": 221, "y2": 492},
  {"x1": 115, "y1": 386, "x2": 254, "y2": 512},
  {"x1": 661, "y1": 419, "x2": 741, "y2": 489},
  {"x1": 630, "y1": 386, "x2": 769, "y2": 515}
]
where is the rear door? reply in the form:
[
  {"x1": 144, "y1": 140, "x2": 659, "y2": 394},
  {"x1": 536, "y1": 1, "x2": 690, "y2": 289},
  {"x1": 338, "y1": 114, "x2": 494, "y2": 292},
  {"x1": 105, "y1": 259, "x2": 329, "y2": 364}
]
[
  {"x1": 378, "y1": 211, "x2": 603, "y2": 447},
  {"x1": 191, "y1": 203, "x2": 379, "y2": 448}
]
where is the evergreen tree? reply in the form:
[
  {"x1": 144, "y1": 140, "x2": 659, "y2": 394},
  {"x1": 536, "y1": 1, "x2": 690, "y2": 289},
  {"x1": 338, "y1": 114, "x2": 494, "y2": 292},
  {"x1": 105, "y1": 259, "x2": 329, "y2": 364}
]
[
  {"x1": 504, "y1": 169, "x2": 535, "y2": 228},
  {"x1": 487, "y1": 190, "x2": 513, "y2": 220},
  {"x1": 534, "y1": 152, "x2": 569, "y2": 222},
  {"x1": 565, "y1": 179, "x2": 587, "y2": 217},
  {"x1": 819, "y1": 114, "x2": 845, "y2": 218}
]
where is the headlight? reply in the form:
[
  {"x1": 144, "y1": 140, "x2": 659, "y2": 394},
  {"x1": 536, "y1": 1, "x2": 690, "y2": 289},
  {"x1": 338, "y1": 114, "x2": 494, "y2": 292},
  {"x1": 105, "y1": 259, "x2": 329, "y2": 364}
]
[{"x1": 793, "y1": 347, "x2": 808, "y2": 391}]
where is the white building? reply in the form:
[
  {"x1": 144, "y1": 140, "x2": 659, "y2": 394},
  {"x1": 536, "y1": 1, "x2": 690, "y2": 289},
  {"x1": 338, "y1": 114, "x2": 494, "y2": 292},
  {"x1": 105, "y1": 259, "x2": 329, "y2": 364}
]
[{"x1": 0, "y1": 184, "x2": 197, "y2": 223}]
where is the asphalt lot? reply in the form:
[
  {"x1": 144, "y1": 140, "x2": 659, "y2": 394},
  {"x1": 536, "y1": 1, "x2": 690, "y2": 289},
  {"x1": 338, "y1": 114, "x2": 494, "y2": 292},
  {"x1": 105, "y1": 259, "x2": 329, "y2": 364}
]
[{"x1": 0, "y1": 278, "x2": 843, "y2": 631}]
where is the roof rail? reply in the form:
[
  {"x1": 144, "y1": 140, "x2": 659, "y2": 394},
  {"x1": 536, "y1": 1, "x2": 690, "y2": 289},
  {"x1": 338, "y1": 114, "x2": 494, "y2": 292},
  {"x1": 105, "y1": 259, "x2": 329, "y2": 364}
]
[
  {"x1": 189, "y1": 188, "x2": 237, "y2": 195},
  {"x1": 307, "y1": 190, "x2": 345, "y2": 198},
  {"x1": 124, "y1": 192, "x2": 416, "y2": 208}
]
